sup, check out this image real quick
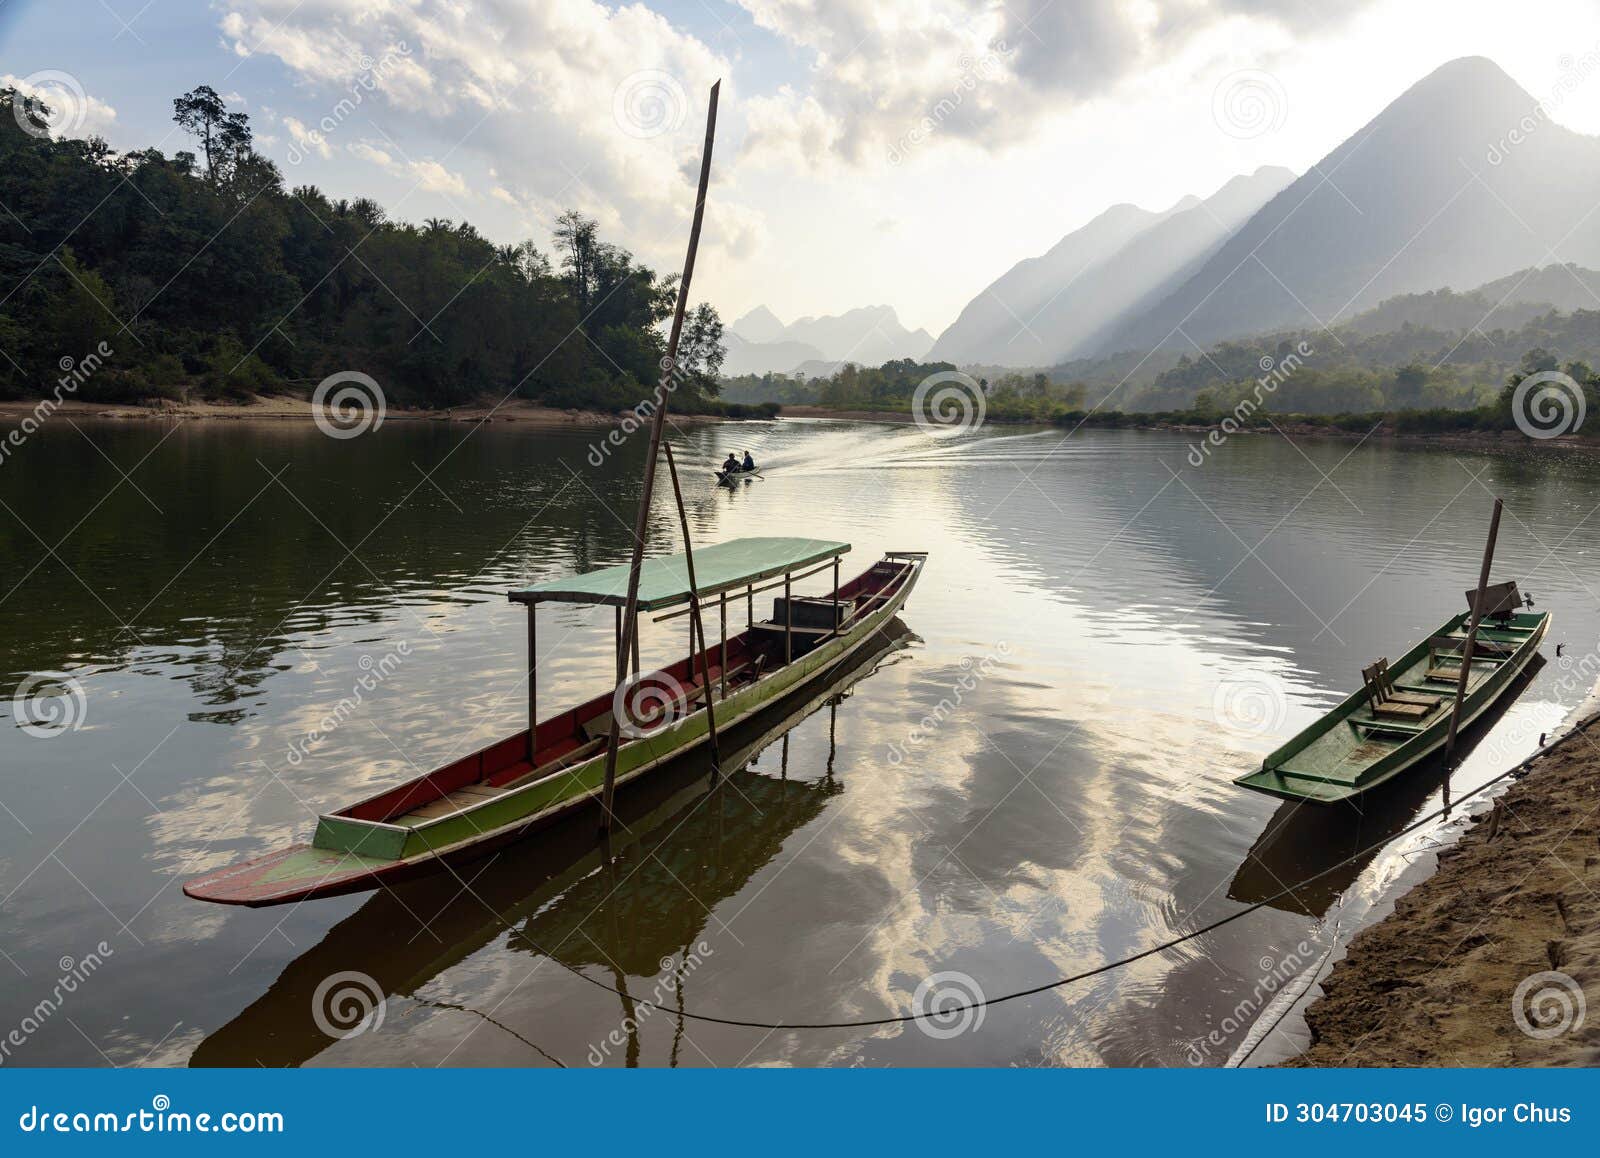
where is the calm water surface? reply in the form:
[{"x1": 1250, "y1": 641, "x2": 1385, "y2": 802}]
[{"x1": 2, "y1": 417, "x2": 1597, "y2": 1066}]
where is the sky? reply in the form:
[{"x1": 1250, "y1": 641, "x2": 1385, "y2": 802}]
[{"x1": 6, "y1": 0, "x2": 1600, "y2": 336}]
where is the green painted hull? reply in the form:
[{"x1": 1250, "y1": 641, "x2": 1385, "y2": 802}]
[
  {"x1": 316, "y1": 596, "x2": 912, "y2": 862},
  {"x1": 1235, "y1": 610, "x2": 1549, "y2": 804}
]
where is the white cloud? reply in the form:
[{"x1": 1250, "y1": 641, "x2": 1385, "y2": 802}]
[
  {"x1": 729, "y1": 0, "x2": 1372, "y2": 167},
  {"x1": 219, "y1": 0, "x2": 747, "y2": 270},
  {"x1": 348, "y1": 139, "x2": 470, "y2": 196},
  {"x1": 281, "y1": 115, "x2": 331, "y2": 159},
  {"x1": 3, "y1": 71, "x2": 119, "y2": 141}
]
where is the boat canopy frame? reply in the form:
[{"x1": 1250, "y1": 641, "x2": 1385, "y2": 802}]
[
  {"x1": 508, "y1": 537, "x2": 854, "y2": 763},
  {"x1": 509, "y1": 536, "x2": 850, "y2": 611}
]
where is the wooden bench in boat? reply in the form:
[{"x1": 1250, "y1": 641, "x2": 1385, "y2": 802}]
[
  {"x1": 1424, "y1": 634, "x2": 1515, "y2": 682},
  {"x1": 1360, "y1": 658, "x2": 1442, "y2": 721}
]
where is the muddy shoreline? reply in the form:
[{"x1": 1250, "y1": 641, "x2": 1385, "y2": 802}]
[{"x1": 1283, "y1": 714, "x2": 1600, "y2": 1066}]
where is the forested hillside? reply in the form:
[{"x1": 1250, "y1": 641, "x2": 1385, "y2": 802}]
[{"x1": 0, "y1": 86, "x2": 726, "y2": 411}]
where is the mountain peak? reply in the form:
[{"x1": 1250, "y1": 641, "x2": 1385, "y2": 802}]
[
  {"x1": 729, "y1": 305, "x2": 787, "y2": 344},
  {"x1": 1100, "y1": 55, "x2": 1600, "y2": 354},
  {"x1": 724, "y1": 302, "x2": 934, "y2": 374}
]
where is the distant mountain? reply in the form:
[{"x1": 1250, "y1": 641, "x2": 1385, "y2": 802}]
[
  {"x1": 1339, "y1": 263, "x2": 1600, "y2": 337},
  {"x1": 1100, "y1": 57, "x2": 1600, "y2": 354},
  {"x1": 729, "y1": 305, "x2": 787, "y2": 344},
  {"x1": 1475, "y1": 263, "x2": 1600, "y2": 315},
  {"x1": 725, "y1": 304, "x2": 932, "y2": 374},
  {"x1": 927, "y1": 200, "x2": 1186, "y2": 367},
  {"x1": 930, "y1": 168, "x2": 1293, "y2": 367},
  {"x1": 721, "y1": 331, "x2": 825, "y2": 376}
]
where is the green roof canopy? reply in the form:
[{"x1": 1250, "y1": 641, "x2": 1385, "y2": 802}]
[{"x1": 510, "y1": 536, "x2": 850, "y2": 611}]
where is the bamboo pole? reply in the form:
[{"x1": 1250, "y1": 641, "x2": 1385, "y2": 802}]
[
  {"x1": 1444, "y1": 497, "x2": 1503, "y2": 766},
  {"x1": 598, "y1": 81, "x2": 720, "y2": 834},
  {"x1": 663, "y1": 441, "x2": 722, "y2": 779},
  {"x1": 614, "y1": 605, "x2": 624, "y2": 681},
  {"x1": 719, "y1": 592, "x2": 728, "y2": 700}
]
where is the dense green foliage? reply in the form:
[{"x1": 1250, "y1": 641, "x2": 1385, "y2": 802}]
[
  {"x1": 0, "y1": 86, "x2": 727, "y2": 411},
  {"x1": 722, "y1": 360, "x2": 1088, "y2": 422}
]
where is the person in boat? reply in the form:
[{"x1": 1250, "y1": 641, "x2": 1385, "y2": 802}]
[
  {"x1": 721, "y1": 452, "x2": 740, "y2": 474},
  {"x1": 742, "y1": 450, "x2": 756, "y2": 472}
]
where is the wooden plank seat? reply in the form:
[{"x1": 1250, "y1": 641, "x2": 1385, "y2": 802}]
[
  {"x1": 404, "y1": 782, "x2": 507, "y2": 822},
  {"x1": 749, "y1": 620, "x2": 838, "y2": 639},
  {"x1": 1361, "y1": 658, "x2": 1442, "y2": 721},
  {"x1": 1424, "y1": 635, "x2": 1512, "y2": 682}
]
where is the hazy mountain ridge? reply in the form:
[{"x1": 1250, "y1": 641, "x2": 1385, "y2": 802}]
[
  {"x1": 726, "y1": 303, "x2": 932, "y2": 374},
  {"x1": 927, "y1": 167, "x2": 1294, "y2": 367},
  {"x1": 926, "y1": 200, "x2": 1182, "y2": 366},
  {"x1": 1100, "y1": 57, "x2": 1600, "y2": 354}
]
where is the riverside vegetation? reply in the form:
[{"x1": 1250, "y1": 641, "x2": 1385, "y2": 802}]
[{"x1": 0, "y1": 85, "x2": 777, "y2": 418}]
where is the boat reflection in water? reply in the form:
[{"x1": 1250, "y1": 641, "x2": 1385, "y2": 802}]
[
  {"x1": 190, "y1": 620, "x2": 914, "y2": 1067},
  {"x1": 1227, "y1": 656, "x2": 1544, "y2": 919}
]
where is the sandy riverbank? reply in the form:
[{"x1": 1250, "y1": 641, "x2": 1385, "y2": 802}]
[
  {"x1": 1285, "y1": 716, "x2": 1600, "y2": 1066},
  {"x1": 0, "y1": 397, "x2": 732, "y2": 427}
]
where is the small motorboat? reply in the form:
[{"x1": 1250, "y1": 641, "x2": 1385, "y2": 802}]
[{"x1": 715, "y1": 465, "x2": 761, "y2": 486}]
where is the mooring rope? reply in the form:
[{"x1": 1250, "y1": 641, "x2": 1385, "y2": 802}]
[{"x1": 511, "y1": 714, "x2": 1595, "y2": 1033}]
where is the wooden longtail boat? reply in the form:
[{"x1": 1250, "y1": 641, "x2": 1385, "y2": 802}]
[
  {"x1": 1235, "y1": 594, "x2": 1549, "y2": 805},
  {"x1": 189, "y1": 626, "x2": 906, "y2": 1066},
  {"x1": 184, "y1": 537, "x2": 925, "y2": 906}
]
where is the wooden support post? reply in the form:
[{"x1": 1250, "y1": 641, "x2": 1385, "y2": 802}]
[
  {"x1": 746, "y1": 583, "x2": 753, "y2": 627},
  {"x1": 598, "y1": 81, "x2": 720, "y2": 835},
  {"x1": 832, "y1": 557, "x2": 841, "y2": 638},
  {"x1": 784, "y1": 573, "x2": 792, "y2": 664},
  {"x1": 527, "y1": 605, "x2": 537, "y2": 763},
  {"x1": 662, "y1": 442, "x2": 721, "y2": 779},
  {"x1": 1444, "y1": 497, "x2": 1503, "y2": 767},
  {"x1": 719, "y1": 592, "x2": 728, "y2": 701}
]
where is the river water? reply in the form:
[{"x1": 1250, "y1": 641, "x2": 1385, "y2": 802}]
[{"x1": 1, "y1": 416, "x2": 1596, "y2": 1066}]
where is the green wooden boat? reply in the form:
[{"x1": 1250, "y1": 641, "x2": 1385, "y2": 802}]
[
  {"x1": 184, "y1": 537, "x2": 926, "y2": 905},
  {"x1": 1235, "y1": 598, "x2": 1549, "y2": 805}
]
